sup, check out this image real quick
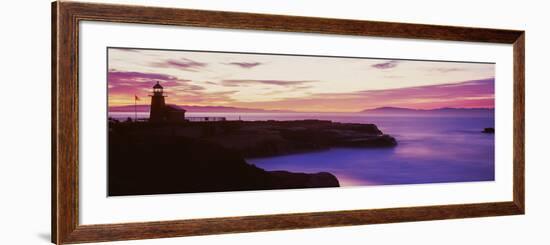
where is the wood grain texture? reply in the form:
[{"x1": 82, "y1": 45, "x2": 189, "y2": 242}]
[
  {"x1": 51, "y1": 1, "x2": 525, "y2": 244},
  {"x1": 64, "y1": 202, "x2": 521, "y2": 244},
  {"x1": 51, "y1": 2, "x2": 58, "y2": 243},
  {"x1": 53, "y1": 1, "x2": 80, "y2": 244},
  {"x1": 62, "y1": 1, "x2": 522, "y2": 43},
  {"x1": 513, "y1": 33, "x2": 525, "y2": 213}
]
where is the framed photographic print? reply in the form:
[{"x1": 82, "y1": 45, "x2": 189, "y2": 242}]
[{"x1": 52, "y1": 1, "x2": 525, "y2": 244}]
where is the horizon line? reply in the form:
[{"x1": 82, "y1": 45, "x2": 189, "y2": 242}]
[{"x1": 108, "y1": 104, "x2": 496, "y2": 114}]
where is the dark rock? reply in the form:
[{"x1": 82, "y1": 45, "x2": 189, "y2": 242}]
[
  {"x1": 306, "y1": 172, "x2": 340, "y2": 188},
  {"x1": 108, "y1": 130, "x2": 340, "y2": 196},
  {"x1": 107, "y1": 119, "x2": 396, "y2": 196},
  {"x1": 336, "y1": 134, "x2": 397, "y2": 147},
  {"x1": 196, "y1": 120, "x2": 397, "y2": 158},
  {"x1": 268, "y1": 171, "x2": 340, "y2": 189}
]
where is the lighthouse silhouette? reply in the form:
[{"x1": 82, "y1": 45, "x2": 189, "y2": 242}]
[
  {"x1": 149, "y1": 81, "x2": 186, "y2": 122},
  {"x1": 149, "y1": 81, "x2": 167, "y2": 122}
]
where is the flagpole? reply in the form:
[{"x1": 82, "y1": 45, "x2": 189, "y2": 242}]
[{"x1": 134, "y1": 95, "x2": 137, "y2": 122}]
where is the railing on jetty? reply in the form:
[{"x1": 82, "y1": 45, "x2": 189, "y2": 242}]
[
  {"x1": 108, "y1": 117, "x2": 227, "y2": 123},
  {"x1": 109, "y1": 117, "x2": 148, "y2": 123},
  {"x1": 186, "y1": 117, "x2": 226, "y2": 122}
]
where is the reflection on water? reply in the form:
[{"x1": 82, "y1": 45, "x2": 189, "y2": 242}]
[
  {"x1": 109, "y1": 111, "x2": 495, "y2": 186},
  {"x1": 243, "y1": 113, "x2": 495, "y2": 186}
]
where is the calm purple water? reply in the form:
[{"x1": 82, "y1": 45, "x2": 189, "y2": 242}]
[{"x1": 109, "y1": 112, "x2": 495, "y2": 186}]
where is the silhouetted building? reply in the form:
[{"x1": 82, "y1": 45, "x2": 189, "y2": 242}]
[
  {"x1": 165, "y1": 105, "x2": 187, "y2": 122},
  {"x1": 149, "y1": 81, "x2": 186, "y2": 122}
]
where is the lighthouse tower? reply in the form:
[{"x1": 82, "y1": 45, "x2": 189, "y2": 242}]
[{"x1": 149, "y1": 81, "x2": 166, "y2": 122}]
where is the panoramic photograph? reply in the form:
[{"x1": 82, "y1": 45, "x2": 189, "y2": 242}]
[{"x1": 107, "y1": 47, "x2": 495, "y2": 196}]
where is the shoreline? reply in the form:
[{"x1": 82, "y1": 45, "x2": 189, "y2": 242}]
[{"x1": 108, "y1": 119, "x2": 397, "y2": 195}]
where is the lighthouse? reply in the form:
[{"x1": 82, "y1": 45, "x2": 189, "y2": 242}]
[
  {"x1": 149, "y1": 81, "x2": 167, "y2": 122},
  {"x1": 149, "y1": 81, "x2": 186, "y2": 122}
]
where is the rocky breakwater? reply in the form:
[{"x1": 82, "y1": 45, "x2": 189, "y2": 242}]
[
  {"x1": 199, "y1": 120, "x2": 397, "y2": 158},
  {"x1": 107, "y1": 120, "x2": 396, "y2": 196}
]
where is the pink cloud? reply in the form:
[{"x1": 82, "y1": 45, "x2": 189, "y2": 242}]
[
  {"x1": 169, "y1": 90, "x2": 238, "y2": 105},
  {"x1": 224, "y1": 62, "x2": 262, "y2": 69},
  {"x1": 108, "y1": 70, "x2": 198, "y2": 102},
  {"x1": 232, "y1": 78, "x2": 495, "y2": 112},
  {"x1": 151, "y1": 58, "x2": 207, "y2": 71},
  {"x1": 108, "y1": 70, "x2": 495, "y2": 112},
  {"x1": 222, "y1": 79, "x2": 315, "y2": 87},
  {"x1": 371, "y1": 60, "x2": 400, "y2": 69}
]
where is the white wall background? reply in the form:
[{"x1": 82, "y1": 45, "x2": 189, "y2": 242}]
[{"x1": 0, "y1": 0, "x2": 548, "y2": 244}]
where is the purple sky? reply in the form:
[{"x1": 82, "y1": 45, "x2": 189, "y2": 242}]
[{"x1": 108, "y1": 48, "x2": 495, "y2": 112}]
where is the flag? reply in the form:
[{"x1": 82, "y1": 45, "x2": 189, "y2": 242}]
[{"x1": 135, "y1": 95, "x2": 140, "y2": 101}]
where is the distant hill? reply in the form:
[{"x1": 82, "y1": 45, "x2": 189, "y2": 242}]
[
  {"x1": 108, "y1": 104, "x2": 293, "y2": 113},
  {"x1": 361, "y1": 107, "x2": 420, "y2": 113},
  {"x1": 360, "y1": 107, "x2": 495, "y2": 116},
  {"x1": 109, "y1": 105, "x2": 494, "y2": 115}
]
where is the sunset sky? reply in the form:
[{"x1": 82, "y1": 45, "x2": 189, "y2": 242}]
[{"x1": 108, "y1": 47, "x2": 495, "y2": 112}]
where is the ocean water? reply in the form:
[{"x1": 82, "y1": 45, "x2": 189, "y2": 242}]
[{"x1": 109, "y1": 111, "x2": 495, "y2": 186}]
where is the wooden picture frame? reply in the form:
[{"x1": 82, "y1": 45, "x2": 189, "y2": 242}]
[{"x1": 52, "y1": 1, "x2": 525, "y2": 244}]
